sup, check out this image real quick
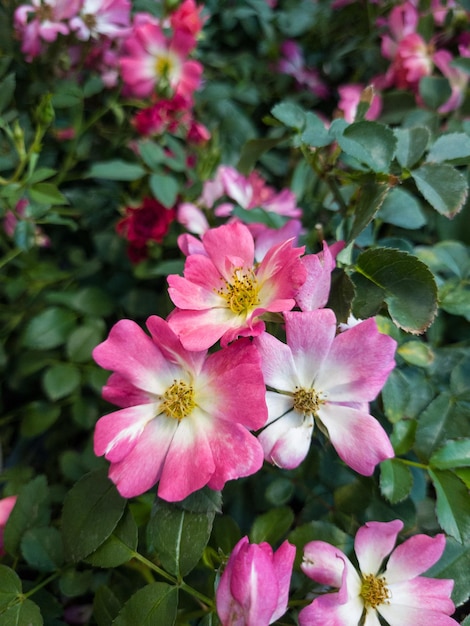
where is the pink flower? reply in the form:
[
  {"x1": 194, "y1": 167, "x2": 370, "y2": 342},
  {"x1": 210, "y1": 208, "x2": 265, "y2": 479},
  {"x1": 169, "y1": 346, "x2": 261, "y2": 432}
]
[
  {"x1": 299, "y1": 520, "x2": 458, "y2": 626},
  {"x1": 167, "y1": 221, "x2": 307, "y2": 350},
  {"x1": 253, "y1": 309, "x2": 396, "y2": 473},
  {"x1": 170, "y1": 0, "x2": 205, "y2": 37},
  {"x1": 337, "y1": 84, "x2": 382, "y2": 123},
  {"x1": 92, "y1": 316, "x2": 267, "y2": 502},
  {"x1": 0, "y1": 496, "x2": 17, "y2": 556},
  {"x1": 278, "y1": 40, "x2": 329, "y2": 99},
  {"x1": 69, "y1": 0, "x2": 131, "y2": 41},
  {"x1": 216, "y1": 536, "x2": 295, "y2": 626},
  {"x1": 14, "y1": 0, "x2": 80, "y2": 60},
  {"x1": 295, "y1": 240, "x2": 342, "y2": 312},
  {"x1": 433, "y1": 49, "x2": 469, "y2": 113},
  {"x1": 119, "y1": 17, "x2": 202, "y2": 99}
]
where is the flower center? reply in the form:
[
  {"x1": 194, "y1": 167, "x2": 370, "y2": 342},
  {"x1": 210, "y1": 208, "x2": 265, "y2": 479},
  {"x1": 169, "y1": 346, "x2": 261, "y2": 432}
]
[
  {"x1": 155, "y1": 54, "x2": 174, "y2": 79},
  {"x1": 218, "y1": 268, "x2": 260, "y2": 315},
  {"x1": 360, "y1": 574, "x2": 391, "y2": 609},
  {"x1": 83, "y1": 13, "x2": 97, "y2": 29},
  {"x1": 36, "y1": 4, "x2": 54, "y2": 21},
  {"x1": 161, "y1": 379, "x2": 195, "y2": 421},
  {"x1": 293, "y1": 387, "x2": 322, "y2": 414}
]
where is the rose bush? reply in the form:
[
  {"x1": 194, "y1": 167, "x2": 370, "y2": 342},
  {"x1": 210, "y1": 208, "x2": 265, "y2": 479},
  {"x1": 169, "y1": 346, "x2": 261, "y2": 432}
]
[{"x1": 1, "y1": 0, "x2": 470, "y2": 624}]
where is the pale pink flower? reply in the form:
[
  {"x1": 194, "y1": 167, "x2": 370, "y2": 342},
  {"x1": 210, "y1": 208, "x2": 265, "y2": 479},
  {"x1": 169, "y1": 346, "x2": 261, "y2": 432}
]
[
  {"x1": 92, "y1": 316, "x2": 267, "y2": 502},
  {"x1": 0, "y1": 496, "x2": 17, "y2": 556},
  {"x1": 119, "y1": 17, "x2": 202, "y2": 99},
  {"x1": 167, "y1": 221, "x2": 307, "y2": 350},
  {"x1": 69, "y1": 0, "x2": 131, "y2": 41},
  {"x1": 177, "y1": 202, "x2": 210, "y2": 235},
  {"x1": 278, "y1": 40, "x2": 329, "y2": 98},
  {"x1": 433, "y1": 49, "x2": 469, "y2": 113},
  {"x1": 14, "y1": 0, "x2": 80, "y2": 60},
  {"x1": 337, "y1": 84, "x2": 382, "y2": 123},
  {"x1": 253, "y1": 309, "x2": 396, "y2": 473},
  {"x1": 299, "y1": 520, "x2": 458, "y2": 626},
  {"x1": 216, "y1": 536, "x2": 295, "y2": 626}
]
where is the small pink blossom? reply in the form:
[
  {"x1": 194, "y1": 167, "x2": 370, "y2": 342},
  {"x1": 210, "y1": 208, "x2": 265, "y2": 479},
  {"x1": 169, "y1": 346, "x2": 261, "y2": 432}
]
[
  {"x1": 253, "y1": 309, "x2": 396, "y2": 473},
  {"x1": 0, "y1": 496, "x2": 17, "y2": 557},
  {"x1": 337, "y1": 84, "x2": 382, "y2": 123},
  {"x1": 216, "y1": 536, "x2": 295, "y2": 626},
  {"x1": 92, "y1": 316, "x2": 267, "y2": 501},
  {"x1": 170, "y1": 0, "x2": 205, "y2": 37},
  {"x1": 299, "y1": 520, "x2": 457, "y2": 626},
  {"x1": 278, "y1": 40, "x2": 329, "y2": 99},
  {"x1": 433, "y1": 49, "x2": 469, "y2": 113},
  {"x1": 167, "y1": 221, "x2": 307, "y2": 350},
  {"x1": 69, "y1": 0, "x2": 131, "y2": 41},
  {"x1": 119, "y1": 17, "x2": 202, "y2": 99}
]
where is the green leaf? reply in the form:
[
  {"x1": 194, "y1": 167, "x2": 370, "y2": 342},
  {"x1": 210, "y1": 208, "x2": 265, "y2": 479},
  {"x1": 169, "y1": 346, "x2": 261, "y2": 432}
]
[
  {"x1": 22, "y1": 307, "x2": 76, "y2": 350},
  {"x1": 42, "y1": 363, "x2": 81, "y2": 401},
  {"x1": 429, "y1": 469, "x2": 470, "y2": 543},
  {"x1": 394, "y1": 127, "x2": 430, "y2": 169},
  {"x1": 346, "y1": 177, "x2": 390, "y2": 242},
  {"x1": 20, "y1": 527, "x2": 64, "y2": 573},
  {"x1": 398, "y1": 341, "x2": 434, "y2": 367},
  {"x1": 390, "y1": 420, "x2": 417, "y2": 456},
  {"x1": 59, "y1": 570, "x2": 93, "y2": 598},
  {"x1": 237, "y1": 136, "x2": 288, "y2": 174},
  {"x1": 249, "y1": 506, "x2": 294, "y2": 544},
  {"x1": 137, "y1": 141, "x2": 166, "y2": 169},
  {"x1": 4, "y1": 476, "x2": 50, "y2": 556},
  {"x1": 61, "y1": 468, "x2": 126, "y2": 562},
  {"x1": 20, "y1": 402, "x2": 61, "y2": 437},
  {"x1": 149, "y1": 173, "x2": 179, "y2": 208},
  {"x1": 379, "y1": 459, "x2": 413, "y2": 504},
  {"x1": 353, "y1": 248, "x2": 438, "y2": 334},
  {"x1": 66, "y1": 319, "x2": 105, "y2": 363},
  {"x1": 86, "y1": 508, "x2": 137, "y2": 568},
  {"x1": 427, "y1": 133, "x2": 470, "y2": 165},
  {"x1": 113, "y1": 583, "x2": 178, "y2": 626},
  {"x1": 51, "y1": 81, "x2": 82, "y2": 107},
  {"x1": 419, "y1": 75, "x2": 452, "y2": 109},
  {"x1": 377, "y1": 187, "x2": 426, "y2": 230},
  {"x1": 29, "y1": 183, "x2": 68, "y2": 206},
  {"x1": 0, "y1": 599, "x2": 43, "y2": 626},
  {"x1": 300, "y1": 111, "x2": 331, "y2": 147},
  {"x1": 147, "y1": 501, "x2": 215, "y2": 577},
  {"x1": 0, "y1": 566, "x2": 22, "y2": 611},
  {"x1": 86, "y1": 160, "x2": 146, "y2": 181},
  {"x1": 340, "y1": 121, "x2": 397, "y2": 173},
  {"x1": 430, "y1": 439, "x2": 470, "y2": 470},
  {"x1": 232, "y1": 205, "x2": 286, "y2": 228},
  {"x1": 270, "y1": 101, "x2": 306, "y2": 130},
  {"x1": 426, "y1": 537, "x2": 470, "y2": 607},
  {"x1": 0, "y1": 73, "x2": 15, "y2": 114},
  {"x1": 93, "y1": 586, "x2": 121, "y2": 626},
  {"x1": 411, "y1": 163, "x2": 468, "y2": 218},
  {"x1": 46, "y1": 286, "x2": 114, "y2": 316}
]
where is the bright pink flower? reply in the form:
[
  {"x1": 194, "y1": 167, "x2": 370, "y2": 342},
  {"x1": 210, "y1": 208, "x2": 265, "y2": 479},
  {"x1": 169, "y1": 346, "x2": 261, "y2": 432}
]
[
  {"x1": 337, "y1": 84, "x2": 382, "y2": 123},
  {"x1": 299, "y1": 520, "x2": 457, "y2": 626},
  {"x1": 0, "y1": 496, "x2": 17, "y2": 556},
  {"x1": 69, "y1": 0, "x2": 131, "y2": 41},
  {"x1": 216, "y1": 536, "x2": 295, "y2": 626},
  {"x1": 119, "y1": 18, "x2": 202, "y2": 99},
  {"x1": 167, "y1": 221, "x2": 307, "y2": 350},
  {"x1": 116, "y1": 196, "x2": 175, "y2": 263},
  {"x1": 14, "y1": 0, "x2": 80, "y2": 60},
  {"x1": 253, "y1": 309, "x2": 396, "y2": 473},
  {"x1": 170, "y1": 0, "x2": 205, "y2": 37},
  {"x1": 92, "y1": 316, "x2": 267, "y2": 501}
]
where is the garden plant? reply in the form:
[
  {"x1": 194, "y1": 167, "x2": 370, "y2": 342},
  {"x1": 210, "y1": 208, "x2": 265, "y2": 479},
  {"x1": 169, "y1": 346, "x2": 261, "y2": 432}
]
[{"x1": 0, "y1": 0, "x2": 470, "y2": 624}]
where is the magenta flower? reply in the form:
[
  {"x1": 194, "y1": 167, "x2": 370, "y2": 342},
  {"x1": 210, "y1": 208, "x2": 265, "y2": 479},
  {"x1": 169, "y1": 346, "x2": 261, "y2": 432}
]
[
  {"x1": 299, "y1": 520, "x2": 458, "y2": 626},
  {"x1": 253, "y1": 309, "x2": 396, "y2": 473},
  {"x1": 119, "y1": 16, "x2": 202, "y2": 99},
  {"x1": 69, "y1": 0, "x2": 131, "y2": 41},
  {"x1": 216, "y1": 536, "x2": 295, "y2": 626},
  {"x1": 0, "y1": 496, "x2": 17, "y2": 556},
  {"x1": 167, "y1": 221, "x2": 307, "y2": 350},
  {"x1": 92, "y1": 316, "x2": 267, "y2": 502}
]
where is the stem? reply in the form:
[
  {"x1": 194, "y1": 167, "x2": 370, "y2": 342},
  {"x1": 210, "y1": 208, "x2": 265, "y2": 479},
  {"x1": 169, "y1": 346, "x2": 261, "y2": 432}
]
[
  {"x1": 22, "y1": 572, "x2": 60, "y2": 600},
  {"x1": 131, "y1": 551, "x2": 215, "y2": 609},
  {"x1": 396, "y1": 458, "x2": 429, "y2": 470}
]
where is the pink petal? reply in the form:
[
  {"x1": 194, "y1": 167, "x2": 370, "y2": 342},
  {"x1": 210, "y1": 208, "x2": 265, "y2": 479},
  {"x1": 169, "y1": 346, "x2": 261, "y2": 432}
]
[
  {"x1": 259, "y1": 411, "x2": 313, "y2": 469},
  {"x1": 94, "y1": 404, "x2": 156, "y2": 461},
  {"x1": 167, "y1": 260, "x2": 224, "y2": 309},
  {"x1": 271, "y1": 541, "x2": 296, "y2": 622},
  {"x1": 317, "y1": 403, "x2": 394, "y2": 475},
  {"x1": 385, "y1": 534, "x2": 447, "y2": 583},
  {"x1": 264, "y1": 391, "x2": 295, "y2": 425},
  {"x1": 315, "y1": 318, "x2": 396, "y2": 403},
  {"x1": 257, "y1": 238, "x2": 306, "y2": 302},
  {"x1": 107, "y1": 416, "x2": 178, "y2": 498},
  {"x1": 298, "y1": 591, "x2": 363, "y2": 626},
  {"x1": 387, "y1": 577, "x2": 455, "y2": 613},
  {"x1": 354, "y1": 520, "x2": 403, "y2": 575},
  {"x1": 0, "y1": 496, "x2": 17, "y2": 526},
  {"x1": 146, "y1": 315, "x2": 206, "y2": 373},
  {"x1": 284, "y1": 309, "x2": 337, "y2": 387},
  {"x1": 296, "y1": 242, "x2": 335, "y2": 312},
  {"x1": 301, "y1": 541, "x2": 348, "y2": 588},
  {"x1": 378, "y1": 603, "x2": 459, "y2": 626},
  {"x1": 92, "y1": 319, "x2": 176, "y2": 395},
  {"x1": 168, "y1": 307, "x2": 239, "y2": 351},
  {"x1": 202, "y1": 222, "x2": 255, "y2": 280},
  {"x1": 101, "y1": 372, "x2": 153, "y2": 408},
  {"x1": 254, "y1": 331, "x2": 299, "y2": 391}
]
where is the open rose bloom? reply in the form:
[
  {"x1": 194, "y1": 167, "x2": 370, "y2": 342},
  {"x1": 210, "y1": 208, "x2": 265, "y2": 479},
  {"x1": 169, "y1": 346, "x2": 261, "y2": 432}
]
[
  {"x1": 216, "y1": 536, "x2": 296, "y2": 626},
  {"x1": 299, "y1": 520, "x2": 458, "y2": 626},
  {"x1": 254, "y1": 309, "x2": 396, "y2": 473},
  {"x1": 92, "y1": 316, "x2": 267, "y2": 502}
]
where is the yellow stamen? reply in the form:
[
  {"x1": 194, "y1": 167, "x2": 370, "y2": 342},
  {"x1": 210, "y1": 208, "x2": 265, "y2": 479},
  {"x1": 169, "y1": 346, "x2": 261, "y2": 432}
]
[
  {"x1": 360, "y1": 573, "x2": 391, "y2": 609},
  {"x1": 160, "y1": 379, "x2": 195, "y2": 421},
  {"x1": 155, "y1": 55, "x2": 173, "y2": 79},
  {"x1": 217, "y1": 268, "x2": 260, "y2": 316},
  {"x1": 293, "y1": 386, "x2": 322, "y2": 415}
]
